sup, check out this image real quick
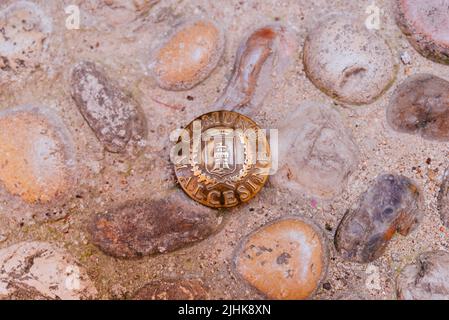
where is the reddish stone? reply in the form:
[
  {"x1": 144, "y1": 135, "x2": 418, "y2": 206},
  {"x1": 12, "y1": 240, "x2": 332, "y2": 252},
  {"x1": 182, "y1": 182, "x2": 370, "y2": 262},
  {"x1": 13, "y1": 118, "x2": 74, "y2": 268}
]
[
  {"x1": 397, "y1": 251, "x2": 449, "y2": 300},
  {"x1": 90, "y1": 192, "x2": 223, "y2": 258}
]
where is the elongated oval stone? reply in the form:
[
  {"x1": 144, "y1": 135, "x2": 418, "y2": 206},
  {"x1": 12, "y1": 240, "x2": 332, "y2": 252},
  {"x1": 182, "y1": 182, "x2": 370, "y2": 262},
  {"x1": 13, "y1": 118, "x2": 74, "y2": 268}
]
[
  {"x1": 71, "y1": 61, "x2": 147, "y2": 153},
  {"x1": 0, "y1": 106, "x2": 75, "y2": 204},
  {"x1": 234, "y1": 216, "x2": 328, "y2": 300},
  {"x1": 303, "y1": 14, "x2": 396, "y2": 105},
  {"x1": 150, "y1": 19, "x2": 225, "y2": 91},
  {"x1": 0, "y1": 241, "x2": 97, "y2": 300},
  {"x1": 214, "y1": 24, "x2": 296, "y2": 111},
  {"x1": 396, "y1": 0, "x2": 449, "y2": 64},
  {"x1": 89, "y1": 192, "x2": 223, "y2": 258},
  {"x1": 335, "y1": 174, "x2": 422, "y2": 263},
  {"x1": 387, "y1": 74, "x2": 449, "y2": 141},
  {"x1": 397, "y1": 251, "x2": 449, "y2": 300}
]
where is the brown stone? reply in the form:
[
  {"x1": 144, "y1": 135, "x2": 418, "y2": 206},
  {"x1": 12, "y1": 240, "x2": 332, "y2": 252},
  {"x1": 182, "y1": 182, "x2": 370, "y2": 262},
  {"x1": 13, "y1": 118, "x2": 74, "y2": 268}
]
[
  {"x1": 387, "y1": 74, "x2": 449, "y2": 141},
  {"x1": 133, "y1": 278, "x2": 208, "y2": 300},
  {"x1": 90, "y1": 191, "x2": 223, "y2": 258},
  {"x1": 150, "y1": 19, "x2": 225, "y2": 90},
  {"x1": 0, "y1": 106, "x2": 75, "y2": 204},
  {"x1": 234, "y1": 216, "x2": 328, "y2": 300},
  {"x1": 335, "y1": 174, "x2": 422, "y2": 263},
  {"x1": 270, "y1": 102, "x2": 359, "y2": 199}
]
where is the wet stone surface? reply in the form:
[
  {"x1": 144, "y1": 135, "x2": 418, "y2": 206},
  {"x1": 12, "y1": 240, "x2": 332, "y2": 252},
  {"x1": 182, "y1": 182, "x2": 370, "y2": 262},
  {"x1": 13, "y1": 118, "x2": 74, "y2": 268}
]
[
  {"x1": 0, "y1": 241, "x2": 97, "y2": 300},
  {"x1": 271, "y1": 102, "x2": 359, "y2": 200},
  {"x1": 71, "y1": 61, "x2": 147, "y2": 153},
  {"x1": 90, "y1": 191, "x2": 223, "y2": 258},
  {"x1": 387, "y1": 74, "x2": 449, "y2": 141},
  {"x1": 396, "y1": 0, "x2": 449, "y2": 64},
  {"x1": 150, "y1": 19, "x2": 225, "y2": 91},
  {"x1": 234, "y1": 216, "x2": 328, "y2": 300},
  {"x1": 0, "y1": 106, "x2": 75, "y2": 206},
  {"x1": 132, "y1": 278, "x2": 209, "y2": 300},
  {"x1": 397, "y1": 250, "x2": 449, "y2": 300},
  {"x1": 335, "y1": 174, "x2": 423, "y2": 263},
  {"x1": 303, "y1": 13, "x2": 396, "y2": 105}
]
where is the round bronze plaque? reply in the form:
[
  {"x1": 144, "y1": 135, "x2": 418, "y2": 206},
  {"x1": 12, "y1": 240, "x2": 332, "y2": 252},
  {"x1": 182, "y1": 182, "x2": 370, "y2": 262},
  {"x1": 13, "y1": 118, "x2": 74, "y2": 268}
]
[{"x1": 173, "y1": 110, "x2": 271, "y2": 208}]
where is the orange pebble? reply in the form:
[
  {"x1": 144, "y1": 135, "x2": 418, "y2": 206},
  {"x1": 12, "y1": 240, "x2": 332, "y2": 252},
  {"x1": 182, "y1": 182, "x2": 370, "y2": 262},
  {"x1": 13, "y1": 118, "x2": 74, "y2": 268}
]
[
  {"x1": 0, "y1": 106, "x2": 75, "y2": 203},
  {"x1": 234, "y1": 216, "x2": 328, "y2": 300},
  {"x1": 151, "y1": 19, "x2": 225, "y2": 90}
]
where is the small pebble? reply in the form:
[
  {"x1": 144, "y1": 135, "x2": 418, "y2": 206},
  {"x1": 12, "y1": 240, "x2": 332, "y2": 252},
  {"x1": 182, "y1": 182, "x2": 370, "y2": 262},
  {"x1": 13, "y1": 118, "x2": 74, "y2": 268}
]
[
  {"x1": 87, "y1": 0, "x2": 160, "y2": 27},
  {"x1": 0, "y1": 1, "x2": 52, "y2": 82}
]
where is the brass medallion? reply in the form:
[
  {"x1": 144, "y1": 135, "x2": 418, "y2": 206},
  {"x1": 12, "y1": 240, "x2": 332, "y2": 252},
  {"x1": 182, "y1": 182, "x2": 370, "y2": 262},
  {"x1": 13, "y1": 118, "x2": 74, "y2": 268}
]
[{"x1": 174, "y1": 111, "x2": 271, "y2": 208}]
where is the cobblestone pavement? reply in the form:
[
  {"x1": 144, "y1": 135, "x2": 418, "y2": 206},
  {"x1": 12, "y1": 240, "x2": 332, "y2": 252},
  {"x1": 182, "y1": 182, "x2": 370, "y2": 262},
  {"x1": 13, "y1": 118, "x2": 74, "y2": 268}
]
[{"x1": 0, "y1": 0, "x2": 448, "y2": 300}]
